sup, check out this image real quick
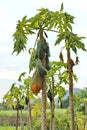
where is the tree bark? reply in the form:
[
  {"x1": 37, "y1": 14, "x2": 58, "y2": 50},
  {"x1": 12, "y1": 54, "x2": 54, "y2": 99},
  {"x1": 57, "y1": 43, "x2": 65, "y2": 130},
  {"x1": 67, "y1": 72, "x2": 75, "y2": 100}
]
[
  {"x1": 16, "y1": 109, "x2": 19, "y2": 130},
  {"x1": 60, "y1": 99, "x2": 63, "y2": 109},
  {"x1": 67, "y1": 48, "x2": 75, "y2": 130},
  {"x1": 40, "y1": 30, "x2": 47, "y2": 130},
  {"x1": 20, "y1": 109, "x2": 24, "y2": 130},
  {"x1": 41, "y1": 54, "x2": 46, "y2": 130},
  {"x1": 42, "y1": 75, "x2": 46, "y2": 130},
  {"x1": 28, "y1": 96, "x2": 32, "y2": 130},
  {"x1": 50, "y1": 76, "x2": 55, "y2": 130},
  {"x1": 27, "y1": 87, "x2": 33, "y2": 130}
]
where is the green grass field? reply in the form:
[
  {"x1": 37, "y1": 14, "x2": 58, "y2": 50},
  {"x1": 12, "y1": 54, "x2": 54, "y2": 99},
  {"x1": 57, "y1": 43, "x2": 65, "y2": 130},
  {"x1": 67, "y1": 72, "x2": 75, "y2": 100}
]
[
  {"x1": 0, "y1": 109, "x2": 87, "y2": 130},
  {"x1": 0, "y1": 110, "x2": 28, "y2": 117},
  {"x1": 0, "y1": 126, "x2": 29, "y2": 130},
  {"x1": 0, "y1": 126, "x2": 19, "y2": 130}
]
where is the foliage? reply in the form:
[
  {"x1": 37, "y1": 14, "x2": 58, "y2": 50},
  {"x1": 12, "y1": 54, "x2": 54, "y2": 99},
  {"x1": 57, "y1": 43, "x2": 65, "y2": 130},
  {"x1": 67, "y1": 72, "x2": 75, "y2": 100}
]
[
  {"x1": 12, "y1": 3, "x2": 86, "y2": 55},
  {"x1": 3, "y1": 71, "x2": 34, "y2": 110},
  {"x1": 0, "y1": 126, "x2": 20, "y2": 130},
  {"x1": 74, "y1": 88, "x2": 87, "y2": 112},
  {"x1": 0, "y1": 109, "x2": 87, "y2": 129},
  {"x1": 75, "y1": 112, "x2": 87, "y2": 130},
  {"x1": 29, "y1": 48, "x2": 37, "y2": 72},
  {"x1": 3, "y1": 83, "x2": 25, "y2": 110},
  {"x1": 12, "y1": 16, "x2": 35, "y2": 54}
]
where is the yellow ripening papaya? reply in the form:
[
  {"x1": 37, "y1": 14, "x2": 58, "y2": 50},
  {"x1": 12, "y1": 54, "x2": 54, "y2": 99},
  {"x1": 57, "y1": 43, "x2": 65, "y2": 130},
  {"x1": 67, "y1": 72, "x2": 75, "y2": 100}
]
[{"x1": 31, "y1": 71, "x2": 43, "y2": 95}]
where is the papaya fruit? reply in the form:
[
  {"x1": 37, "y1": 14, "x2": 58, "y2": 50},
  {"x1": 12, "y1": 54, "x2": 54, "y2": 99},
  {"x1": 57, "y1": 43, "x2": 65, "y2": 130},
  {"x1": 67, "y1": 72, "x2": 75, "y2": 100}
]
[
  {"x1": 37, "y1": 59, "x2": 47, "y2": 76},
  {"x1": 46, "y1": 55, "x2": 50, "y2": 70},
  {"x1": 47, "y1": 89, "x2": 52, "y2": 102},
  {"x1": 31, "y1": 71, "x2": 43, "y2": 95},
  {"x1": 45, "y1": 42, "x2": 50, "y2": 57},
  {"x1": 35, "y1": 40, "x2": 45, "y2": 60},
  {"x1": 35, "y1": 38, "x2": 50, "y2": 61},
  {"x1": 25, "y1": 97, "x2": 29, "y2": 105}
]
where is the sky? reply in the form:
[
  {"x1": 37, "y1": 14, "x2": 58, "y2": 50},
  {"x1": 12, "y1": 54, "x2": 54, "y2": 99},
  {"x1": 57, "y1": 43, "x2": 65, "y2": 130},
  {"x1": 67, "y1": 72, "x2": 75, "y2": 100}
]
[{"x1": 0, "y1": 0, "x2": 87, "y2": 102}]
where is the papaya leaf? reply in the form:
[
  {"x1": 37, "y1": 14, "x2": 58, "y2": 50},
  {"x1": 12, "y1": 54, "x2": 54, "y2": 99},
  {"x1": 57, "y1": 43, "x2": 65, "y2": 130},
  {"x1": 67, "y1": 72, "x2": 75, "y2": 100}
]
[
  {"x1": 71, "y1": 45, "x2": 77, "y2": 54},
  {"x1": 18, "y1": 72, "x2": 26, "y2": 81},
  {"x1": 47, "y1": 22, "x2": 54, "y2": 30},
  {"x1": 29, "y1": 49, "x2": 36, "y2": 72},
  {"x1": 76, "y1": 41, "x2": 87, "y2": 51},
  {"x1": 22, "y1": 15, "x2": 27, "y2": 22},
  {"x1": 72, "y1": 73, "x2": 78, "y2": 82},
  {"x1": 55, "y1": 32, "x2": 66, "y2": 45},
  {"x1": 12, "y1": 25, "x2": 28, "y2": 54},
  {"x1": 60, "y1": 3, "x2": 64, "y2": 12},
  {"x1": 67, "y1": 23, "x2": 72, "y2": 31}
]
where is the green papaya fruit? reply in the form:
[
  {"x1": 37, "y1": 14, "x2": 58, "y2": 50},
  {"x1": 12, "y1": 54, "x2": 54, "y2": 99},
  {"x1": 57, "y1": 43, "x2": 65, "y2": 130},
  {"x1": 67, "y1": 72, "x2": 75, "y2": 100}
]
[
  {"x1": 35, "y1": 40, "x2": 45, "y2": 60},
  {"x1": 46, "y1": 55, "x2": 50, "y2": 70},
  {"x1": 37, "y1": 59, "x2": 47, "y2": 76},
  {"x1": 47, "y1": 90, "x2": 52, "y2": 102}
]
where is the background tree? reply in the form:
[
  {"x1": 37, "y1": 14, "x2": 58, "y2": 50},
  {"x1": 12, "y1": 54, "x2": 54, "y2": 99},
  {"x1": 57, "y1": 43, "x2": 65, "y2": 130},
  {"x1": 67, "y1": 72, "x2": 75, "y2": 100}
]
[
  {"x1": 3, "y1": 83, "x2": 25, "y2": 130},
  {"x1": 54, "y1": 10, "x2": 86, "y2": 130},
  {"x1": 18, "y1": 72, "x2": 33, "y2": 130},
  {"x1": 47, "y1": 61, "x2": 67, "y2": 130},
  {"x1": 74, "y1": 87, "x2": 87, "y2": 113}
]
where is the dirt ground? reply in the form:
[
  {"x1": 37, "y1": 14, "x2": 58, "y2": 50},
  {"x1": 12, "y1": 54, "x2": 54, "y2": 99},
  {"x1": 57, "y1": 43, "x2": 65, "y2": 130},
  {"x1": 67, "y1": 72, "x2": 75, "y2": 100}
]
[{"x1": 0, "y1": 116, "x2": 29, "y2": 126}]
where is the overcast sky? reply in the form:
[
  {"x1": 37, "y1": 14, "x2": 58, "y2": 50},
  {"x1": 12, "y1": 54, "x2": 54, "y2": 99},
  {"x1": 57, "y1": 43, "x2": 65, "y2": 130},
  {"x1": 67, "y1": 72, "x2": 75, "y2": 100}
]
[{"x1": 0, "y1": 0, "x2": 87, "y2": 102}]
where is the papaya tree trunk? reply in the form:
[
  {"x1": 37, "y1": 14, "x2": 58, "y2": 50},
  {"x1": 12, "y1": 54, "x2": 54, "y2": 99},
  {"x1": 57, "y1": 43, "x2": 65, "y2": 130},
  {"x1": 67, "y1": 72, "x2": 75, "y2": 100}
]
[
  {"x1": 50, "y1": 76, "x2": 55, "y2": 130},
  {"x1": 67, "y1": 48, "x2": 75, "y2": 130},
  {"x1": 42, "y1": 75, "x2": 46, "y2": 130},
  {"x1": 20, "y1": 109, "x2": 24, "y2": 130},
  {"x1": 16, "y1": 109, "x2": 19, "y2": 130},
  {"x1": 28, "y1": 101, "x2": 32, "y2": 130},
  {"x1": 40, "y1": 30, "x2": 47, "y2": 130},
  {"x1": 27, "y1": 88, "x2": 33, "y2": 130},
  {"x1": 60, "y1": 99, "x2": 63, "y2": 109}
]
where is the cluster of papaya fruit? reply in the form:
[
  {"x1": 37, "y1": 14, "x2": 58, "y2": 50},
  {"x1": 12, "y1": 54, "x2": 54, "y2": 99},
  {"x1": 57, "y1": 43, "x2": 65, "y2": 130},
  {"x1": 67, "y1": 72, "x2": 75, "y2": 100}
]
[
  {"x1": 31, "y1": 38, "x2": 50, "y2": 95},
  {"x1": 35, "y1": 38, "x2": 50, "y2": 72}
]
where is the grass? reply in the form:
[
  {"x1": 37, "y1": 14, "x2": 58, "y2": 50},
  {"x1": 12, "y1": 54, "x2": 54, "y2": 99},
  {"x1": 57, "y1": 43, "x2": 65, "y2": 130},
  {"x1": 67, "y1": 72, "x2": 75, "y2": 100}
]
[
  {"x1": 0, "y1": 109, "x2": 87, "y2": 129},
  {"x1": 0, "y1": 126, "x2": 19, "y2": 130},
  {"x1": 0, "y1": 109, "x2": 67, "y2": 117},
  {"x1": 0, "y1": 126, "x2": 29, "y2": 130},
  {"x1": 0, "y1": 110, "x2": 28, "y2": 117}
]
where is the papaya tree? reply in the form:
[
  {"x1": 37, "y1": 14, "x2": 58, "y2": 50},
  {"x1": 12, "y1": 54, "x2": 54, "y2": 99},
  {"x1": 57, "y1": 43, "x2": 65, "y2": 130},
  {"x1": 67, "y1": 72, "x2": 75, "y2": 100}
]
[
  {"x1": 28, "y1": 31, "x2": 50, "y2": 130},
  {"x1": 12, "y1": 12, "x2": 51, "y2": 130},
  {"x1": 55, "y1": 10, "x2": 86, "y2": 130},
  {"x1": 47, "y1": 61, "x2": 67, "y2": 130},
  {"x1": 3, "y1": 84, "x2": 19, "y2": 130},
  {"x1": 49, "y1": 4, "x2": 86, "y2": 130},
  {"x1": 18, "y1": 72, "x2": 33, "y2": 130},
  {"x1": 24, "y1": 77, "x2": 33, "y2": 130},
  {"x1": 3, "y1": 83, "x2": 25, "y2": 130}
]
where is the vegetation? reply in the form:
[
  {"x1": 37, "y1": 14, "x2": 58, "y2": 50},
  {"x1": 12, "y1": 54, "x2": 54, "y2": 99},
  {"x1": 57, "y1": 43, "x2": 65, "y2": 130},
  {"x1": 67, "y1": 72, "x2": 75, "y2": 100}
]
[
  {"x1": 2, "y1": 3, "x2": 87, "y2": 130},
  {"x1": 0, "y1": 108, "x2": 87, "y2": 130}
]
